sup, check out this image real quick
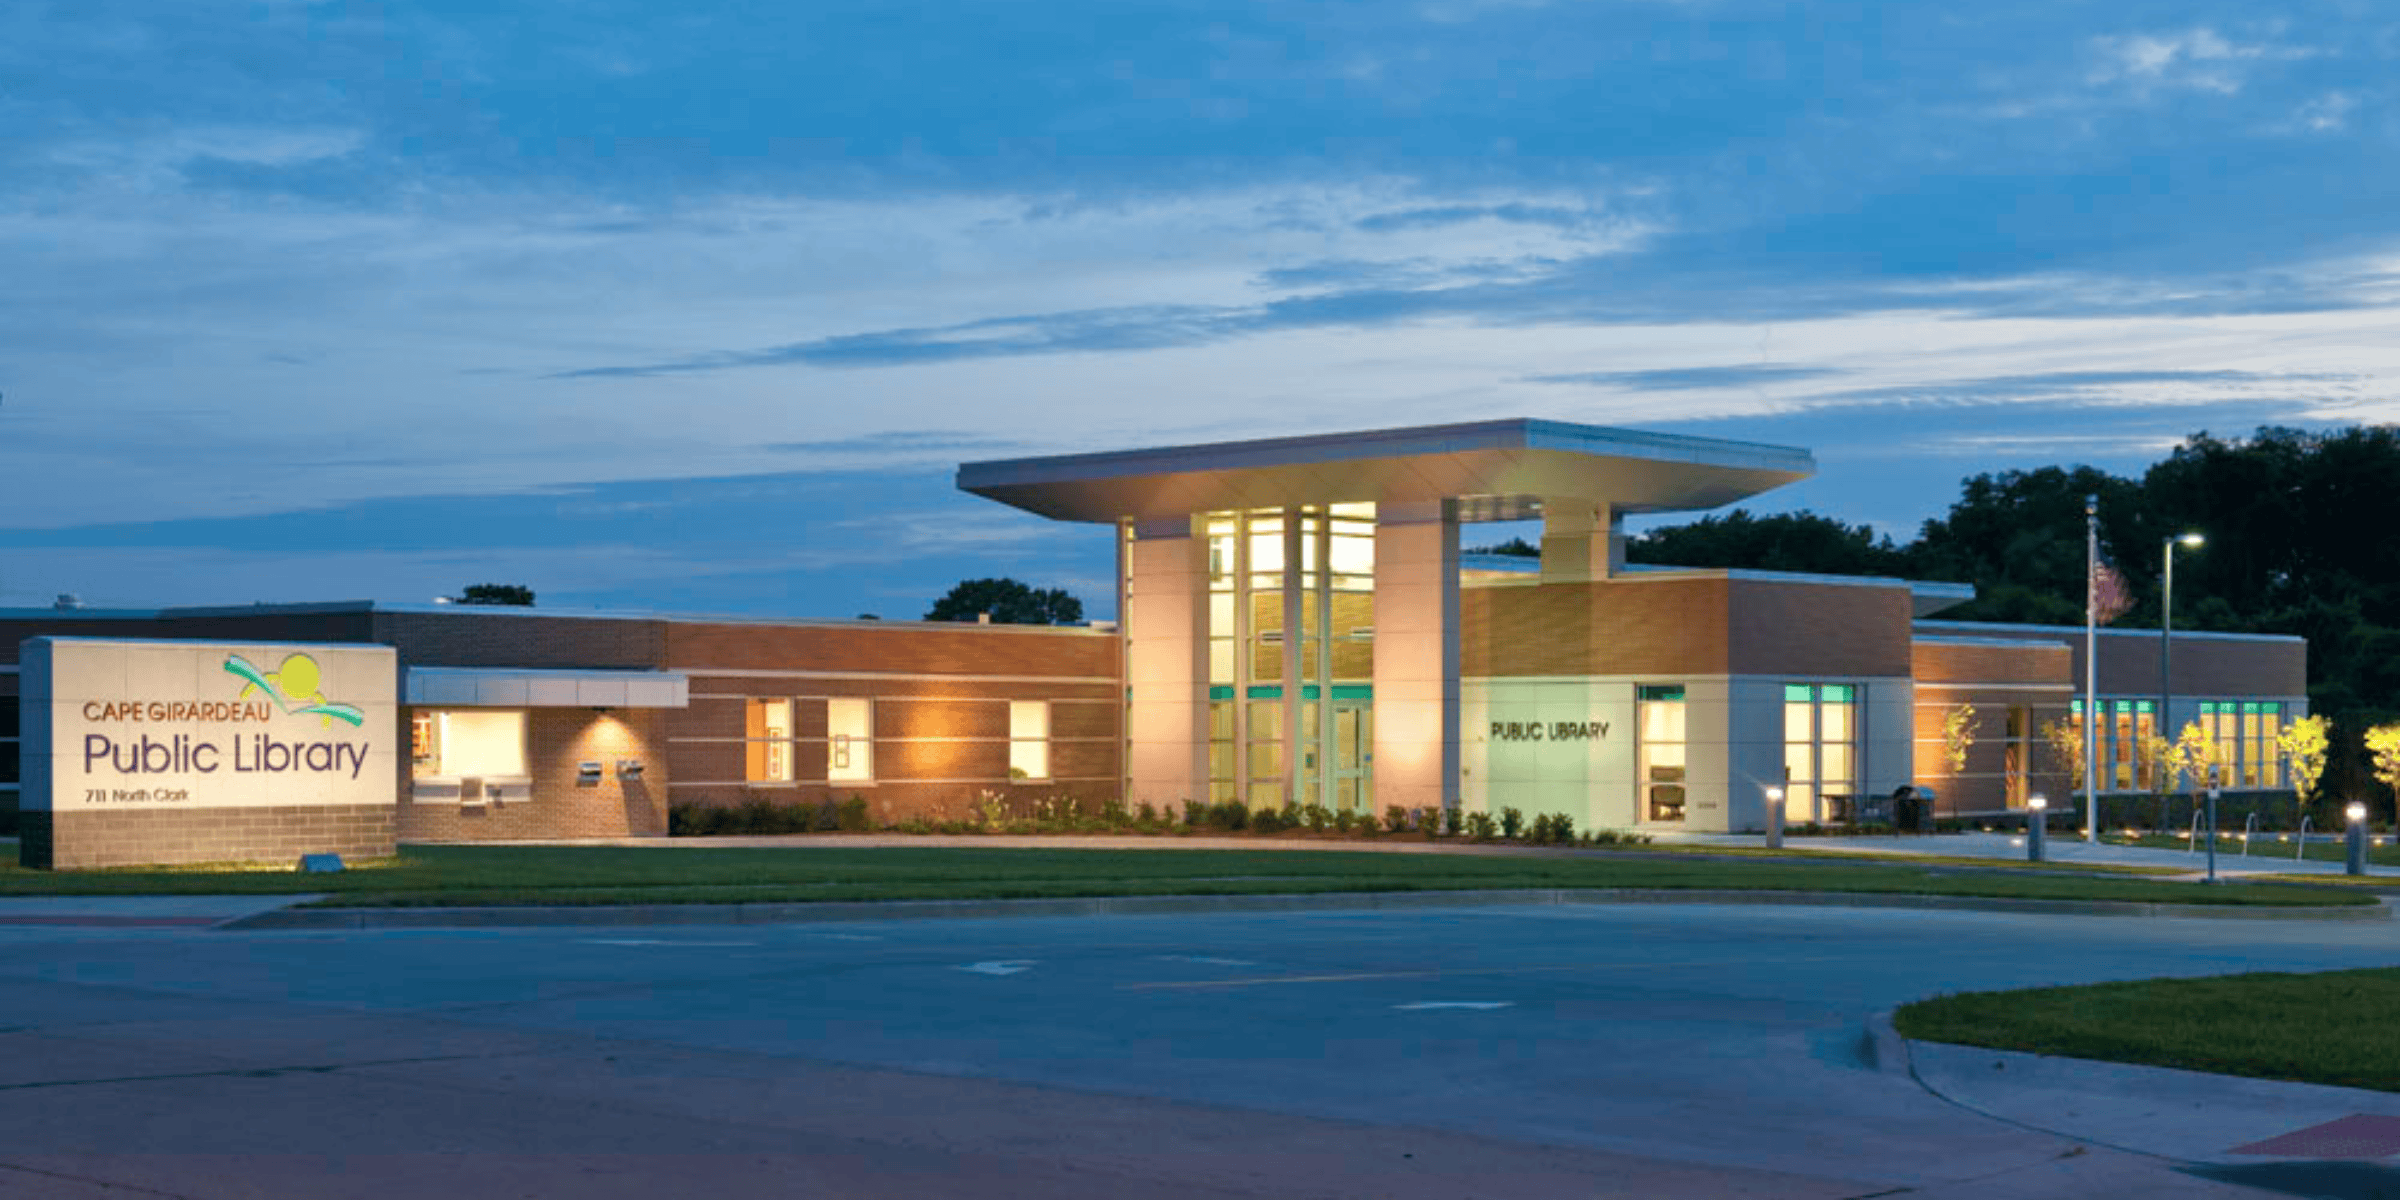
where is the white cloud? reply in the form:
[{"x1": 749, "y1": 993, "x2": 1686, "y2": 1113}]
[{"x1": 2087, "y1": 27, "x2": 2308, "y2": 96}]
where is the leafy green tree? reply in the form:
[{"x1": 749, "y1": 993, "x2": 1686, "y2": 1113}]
[
  {"x1": 1630, "y1": 509, "x2": 1914, "y2": 577},
  {"x1": 454, "y1": 583, "x2": 534, "y2": 606},
  {"x1": 1906, "y1": 465, "x2": 2143, "y2": 624},
  {"x1": 925, "y1": 578, "x2": 1084, "y2": 625}
]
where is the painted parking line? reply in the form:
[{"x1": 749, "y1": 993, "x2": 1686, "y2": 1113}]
[{"x1": 1393, "y1": 1001, "x2": 1513, "y2": 1011}]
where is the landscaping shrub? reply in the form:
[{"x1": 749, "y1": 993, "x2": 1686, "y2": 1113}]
[
  {"x1": 1443, "y1": 806, "x2": 1463, "y2": 836},
  {"x1": 1207, "y1": 800, "x2": 1249, "y2": 831},
  {"x1": 1136, "y1": 801, "x2": 1159, "y2": 827},
  {"x1": 1416, "y1": 807, "x2": 1442, "y2": 837},
  {"x1": 1524, "y1": 812, "x2": 1575, "y2": 845},
  {"x1": 1332, "y1": 807, "x2": 1359, "y2": 833},
  {"x1": 1298, "y1": 803, "x2": 1333, "y2": 833},
  {"x1": 1465, "y1": 811, "x2": 1498, "y2": 841},
  {"x1": 1383, "y1": 806, "x2": 1410, "y2": 834},
  {"x1": 1252, "y1": 804, "x2": 1289, "y2": 834},
  {"x1": 1499, "y1": 807, "x2": 1525, "y2": 839},
  {"x1": 838, "y1": 795, "x2": 870, "y2": 831}
]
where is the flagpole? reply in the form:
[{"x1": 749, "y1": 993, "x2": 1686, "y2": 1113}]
[{"x1": 2085, "y1": 494, "x2": 2100, "y2": 844}]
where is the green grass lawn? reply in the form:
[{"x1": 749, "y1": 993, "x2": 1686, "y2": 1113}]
[
  {"x1": 0, "y1": 844, "x2": 2373, "y2": 908},
  {"x1": 1896, "y1": 969, "x2": 2400, "y2": 1092}
]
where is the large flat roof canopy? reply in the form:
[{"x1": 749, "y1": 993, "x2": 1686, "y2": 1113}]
[{"x1": 958, "y1": 418, "x2": 1814, "y2": 524}]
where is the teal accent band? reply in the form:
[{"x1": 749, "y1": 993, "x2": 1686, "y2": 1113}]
[
  {"x1": 1331, "y1": 684, "x2": 1373, "y2": 700},
  {"x1": 1245, "y1": 685, "x2": 1283, "y2": 700},
  {"x1": 1206, "y1": 686, "x2": 1235, "y2": 701}
]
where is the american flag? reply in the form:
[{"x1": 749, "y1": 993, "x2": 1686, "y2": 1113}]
[{"x1": 2089, "y1": 548, "x2": 2133, "y2": 626}]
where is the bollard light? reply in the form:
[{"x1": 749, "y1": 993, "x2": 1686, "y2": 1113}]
[
  {"x1": 1764, "y1": 786, "x2": 1785, "y2": 850},
  {"x1": 2346, "y1": 802, "x2": 2370, "y2": 876},
  {"x1": 2026, "y1": 794, "x2": 2049, "y2": 863}
]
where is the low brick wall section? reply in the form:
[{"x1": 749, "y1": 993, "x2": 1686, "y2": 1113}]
[{"x1": 18, "y1": 804, "x2": 397, "y2": 870}]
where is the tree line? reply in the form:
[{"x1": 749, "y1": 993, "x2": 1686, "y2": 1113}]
[{"x1": 1604, "y1": 425, "x2": 2400, "y2": 807}]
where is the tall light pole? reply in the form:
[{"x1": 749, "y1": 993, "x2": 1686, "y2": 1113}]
[{"x1": 2160, "y1": 532, "x2": 2203, "y2": 820}]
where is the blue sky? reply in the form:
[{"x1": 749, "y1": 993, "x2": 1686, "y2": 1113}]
[{"x1": 3, "y1": 0, "x2": 2395, "y2": 617}]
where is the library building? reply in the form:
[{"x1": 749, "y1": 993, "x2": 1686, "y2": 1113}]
[{"x1": 1, "y1": 419, "x2": 2307, "y2": 868}]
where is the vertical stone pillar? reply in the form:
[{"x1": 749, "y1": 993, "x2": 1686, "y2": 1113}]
[
  {"x1": 1125, "y1": 516, "x2": 1208, "y2": 807},
  {"x1": 1281, "y1": 510, "x2": 1303, "y2": 809},
  {"x1": 1373, "y1": 500, "x2": 1460, "y2": 815},
  {"x1": 1538, "y1": 498, "x2": 1623, "y2": 583}
]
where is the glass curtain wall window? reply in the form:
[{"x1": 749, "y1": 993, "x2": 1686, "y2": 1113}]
[
  {"x1": 828, "y1": 698, "x2": 874, "y2": 783},
  {"x1": 1009, "y1": 700, "x2": 1050, "y2": 781},
  {"x1": 2004, "y1": 705, "x2": 2030, "y2": 808},
  {"x1": 2194, "y1": 701, "x2": 2283, "y2": 790},
  {"x1": 1782, "y1": 684, "x2": 1857, "y2": 823},
  {"x1": 2199, "y1": 702, "x2": 2237, "y2": 790},
  {"x1": 2067, "y1": 700, "x2": 2158, "y2": 794},
  {"x1": 1205, "y1": 504, "x2": 1377, "y2": 812},
  {"x1": 414, "y1": 711, "x2": 527, "y2": 778},
  {"x1": 746, "y1": 699, "x2": 794, "y2": 783},
  {"x1": 1637, "y1": 685, "x2": 1687, "y2": 822}
]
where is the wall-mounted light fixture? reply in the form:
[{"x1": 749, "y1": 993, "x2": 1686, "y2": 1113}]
[
  {"x1": 617, "y1": 759, "x2": 646, "y2": 781},
  {"x1": 577, "y1": 761, "x2": 604, "y2": 786}
]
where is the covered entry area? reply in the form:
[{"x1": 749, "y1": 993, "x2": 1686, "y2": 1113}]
[{"x1": 960, "y1": 418, "x2": 1813, "y2": 820}]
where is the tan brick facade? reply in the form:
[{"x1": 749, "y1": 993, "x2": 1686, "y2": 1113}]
[{"x1": 21, "y1": 804, "x2": 393, "y2": 871}]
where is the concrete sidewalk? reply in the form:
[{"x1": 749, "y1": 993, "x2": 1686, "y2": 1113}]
[
  {"x1": 1659, "y1": 828, "x2": 2400, "y2": 878},
  {"x1": 0, "y1": 894, "x2": 320, "y2": 927},
  {"x1": 1900, "y1": 1032, "x2": 2400, "y2": 1193}
]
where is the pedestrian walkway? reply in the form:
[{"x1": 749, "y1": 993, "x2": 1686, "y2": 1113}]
[
  {"x1": 1655, "y1": 829, "x2": 2398, "y2": 878},
  {"x1": 0, "y1": 893, "x2": 320, "y2": 927},
  {"x1": 1904, "y1": 1035, "x2": 2400, "y2": 1191}
]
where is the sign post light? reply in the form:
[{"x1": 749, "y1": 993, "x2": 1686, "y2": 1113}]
[
  {"x1": 2348, "y1": 802, "x2": 2370, "y2": 877},
  {"x1": 2027, "y1": 794, "x2": 2047, "y2": 863},
  {"x1": 2205, "y1": 787, "x2": 2222, "y2": 884},
  {"x1": 1764, "y1": 786, "x2": 1784, "y2": 850}
]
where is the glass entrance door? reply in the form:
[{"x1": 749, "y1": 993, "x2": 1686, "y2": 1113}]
[{"x1": 1332, "y1": 701, "x2": 1373, "y2": 812}]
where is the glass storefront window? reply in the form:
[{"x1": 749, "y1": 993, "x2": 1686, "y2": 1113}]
[
  {"x1": 417, "y1": 710, "x2": 527, "y2": 779},
  {"x1": 828, "y1": 698, "x2": 874, "y2": 783},
  {"x1": 746, "y1": 698, "x2": 794, "y2": 783},
  {"x1": 1638, "y1": 685, "x2": 1687, "y2": 822},
  {"x1": 1009, "y1": 700, "x2": 1050, "y2": 781},
  {"x1": 1783, "y1": 684, "x2": 1858, "y2": 822}
]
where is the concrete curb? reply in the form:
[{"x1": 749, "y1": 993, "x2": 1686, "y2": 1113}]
[{"x1": 216, "y1": 886, "x2": 2394, "y2": 931}]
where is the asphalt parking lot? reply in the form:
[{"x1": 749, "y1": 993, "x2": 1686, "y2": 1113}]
[{"x1": 3, "y1": 901, "x2": 2398, "y2": 1198}]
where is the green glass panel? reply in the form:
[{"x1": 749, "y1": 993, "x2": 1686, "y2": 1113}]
[
  {"x1": 1640, "y1": 685, "x2": 1687, "y2": 702},
  {"x1": 1821, "y1": 684, "x2": 1855, "y2": 703},
  {"x1": 2135, "y1": 700, "x2": 2153, "y2": 713},
  {"x1": 1783, "y1": 684, "x2": 1814, "y2": 703},
  {"x1": 1245, "y1": 685, "x2": 1283, "y2": 700},
  {"x1": 2242, "y1": 702, "x2": 2264, "y2": 714},
  {"x1": 1331, "y1": 684, "x2": 1374, "y2": 700},
  {"x1": 1207, "y1": 685, "x2": 1235, "y2": 701}
]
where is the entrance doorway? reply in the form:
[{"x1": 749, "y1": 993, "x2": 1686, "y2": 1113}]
[{"x1": 1332, "y1": 700, "x2": 1373, "y2": 812}]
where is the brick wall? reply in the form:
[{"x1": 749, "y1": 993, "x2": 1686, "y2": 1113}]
[
  {"x1": 1909, "y1": 637, "x2": 2075, "y2": 815},
  {"x1": 20, "y1": 804, "x2": 394, "y2": 870},
  {"x1": 1914, "y1": 623, "x2": 2307, "y2": 697},
  {"x1": 1463, "y1": 578, "x2": 1730, "y2": 676},
  {"x1": 1726, "y1": 580, "x2": 1913, "y2": 678},
  {"x1": 375, "y1": 612, "x2": 668, "y2": 670},
  {"x1": 399, "y1": 708, "x2": 668, "y2": 842}
]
